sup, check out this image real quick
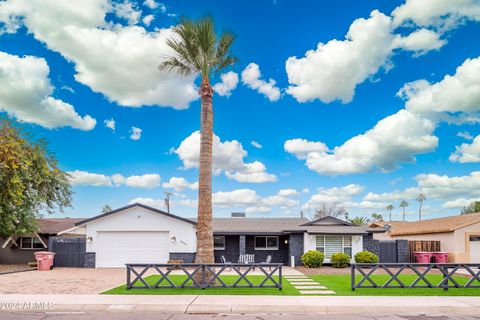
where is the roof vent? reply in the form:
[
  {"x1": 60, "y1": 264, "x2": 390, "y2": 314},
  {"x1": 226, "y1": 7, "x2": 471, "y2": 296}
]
[{"x1": 231, "y1": 212, "x2": 246, "y2": 218}]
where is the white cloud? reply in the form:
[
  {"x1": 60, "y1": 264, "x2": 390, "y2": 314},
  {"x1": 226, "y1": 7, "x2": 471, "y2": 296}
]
[
  {"x1": 162, "y1": 177, "x2": 198, "y2": 191},
  {"x1": 213, "y1": 71, "x2": 239, "y2": 97},
  {"x1": 113, "y1": 1, "x2": 141, "y2": 25},
  {"x1": 450, "y1": 135, "x2": 480, "y2": 163},
  {"x1": 112, "y1": 173, "x2": 161, "y2": 188},
  {"x1": 303, "y1": 184, "x2": 364, "y2": 210},
  {"x1": 174, "y1": 131, "x2": 277, "y2": 183},
  {"x1": 457, "y1": 131, "x2": 474, "y2": 140},
  {"x1": 213, "y1": 188, "x2": 299, "y2": 209},
  {"x1": 277, "y1": 189, "x2": 299, "y2": 197},
  {"x1": 284, "y1": 139, "x2": 328, "y2": 160},
  {"x1": 143, "y1": 0, "x2": 157, "y2": 9},
  {"x1": 250, "y1": 141, "x2": 262, "y2": 149},
  {"x1": 0, "y1": 52, "x2": 95, "y2": 130},
  {"x1": 442, "y1": 198, "x2": 480, "y2": 209},
  {"x1": 104, "y1": 118, "x2": 115, "y2": 131},
  {"x1": 241, "y1": 63, "x2": 281, "y2": 102},
  {"x1": 287, "y1": 110, "x2": 438, "y2": 175},
  {"x1": 245, "y1": 206, "x2": 271, "y2": 214},
  {"x1": 302, "y1": 188, "x2": 310, "y2": 194},
  {"x1": 393, "y1": 28, "x2": 446, "y2": 55},
  {"x1": 130, "y1": 126, "x2": 142, "y2": 140},
  {"x1": 68, "y1": 170, "x2": 160, "y2": 188},
  {"x1": 68, "y1": 170, "x2": 112, "y2": 187},
  {"x1": 398, "y1": 57, "x2": 480, "y2": 120},
  {"x1": 365, "y1": 171, "x2": 480, "y2": 209},
  {"x1": 285, "y1": 10, "x2": 395, "y2": 104},
  {"x1": 0, "y1": 0, "x2": 198, "y2": 110},
  {"x1": 392, "y1": 0, "x2": 480, "y2": 31},
  {"x1": 142, "y1": 14, "x2": 154, "y2": 26}
]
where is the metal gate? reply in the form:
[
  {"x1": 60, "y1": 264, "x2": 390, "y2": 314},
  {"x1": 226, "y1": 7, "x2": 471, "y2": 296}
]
[
  {"x1": 49, "y1": 237, "x2": 86, "y2": 267},
  {"x1": 379, "y1": 241, "x2": 397, "y2": 263}
]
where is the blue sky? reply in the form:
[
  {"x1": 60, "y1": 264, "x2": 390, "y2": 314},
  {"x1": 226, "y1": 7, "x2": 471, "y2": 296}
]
[{"x1": 0, "y1": 0, "x2": 479, "y2": 221}]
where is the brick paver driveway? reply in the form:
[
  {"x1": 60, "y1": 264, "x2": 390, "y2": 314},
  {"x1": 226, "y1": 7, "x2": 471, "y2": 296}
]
[{"x1": 0, "y1": 268, "x2": 125, "y2": 294}]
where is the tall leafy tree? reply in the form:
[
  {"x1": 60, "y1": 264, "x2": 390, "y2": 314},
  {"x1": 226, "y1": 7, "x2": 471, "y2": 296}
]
[
  {"x1": 386, "y1": 204, "x2": 394, "y2": 221},
  {"x1": 371, "y1": 213, "x2": 383, "y2": 222},
  {"x1": 461, "y1": 201, "x2": 480, "y2": 215},
  {"x1": 400, "y1": 200, "x2": 409, "y2": 221},
  {"x1": 160, "y1": 17, "x2": 237, "y2": 265},
  {"x1": 416, "y1": 193, "x2": 426, "y2": 221},
  {"x1": 0, "y1": 120, "x2": 72, "y2": 238},
  {"x1": 314, "y1": 203, "x2": 347, "y2": 219}
]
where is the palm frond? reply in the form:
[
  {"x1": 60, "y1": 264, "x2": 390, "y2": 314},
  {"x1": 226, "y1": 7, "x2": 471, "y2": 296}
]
[{"x1": 161, "y1": 16, "x2": 238, "y2": 80}]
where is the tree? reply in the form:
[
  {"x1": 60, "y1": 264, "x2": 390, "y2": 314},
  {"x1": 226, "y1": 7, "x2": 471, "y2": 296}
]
[
  {"x1": 371, "y1": 213, "x2": 383, "y2": 222},
  {"x1": 314, "y1": 203, "x2": 347, "y2": 219},
  {"x1": 400, "y1": 200, "x2": 409, "y2": 221},
  {"x1": 461, "y1": 201, "x2": 480, "y2": 215},
  {"x1": 416, "y1": 193, "x2": 426, "y2": 221},
  {"x1": 0, "y1": 120, "x2": 72, "y2": 238},
  {"x1": 102, "y1": 204, "x2": 112, "y2": 213},
  {"x1": 386, "y1": 204, "x2": 394, "y2": 221},
  {"x1": 160, "y1": 17, "x2": 237, "y2": 267},
  {"x1": 349, "y1": 216, "x2": 370, "y2": 226}
]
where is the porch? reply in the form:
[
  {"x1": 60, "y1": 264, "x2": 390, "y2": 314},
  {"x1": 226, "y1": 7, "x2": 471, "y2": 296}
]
[{"x1": 213, "y1": 234, "x2": 301, "y2": 265}]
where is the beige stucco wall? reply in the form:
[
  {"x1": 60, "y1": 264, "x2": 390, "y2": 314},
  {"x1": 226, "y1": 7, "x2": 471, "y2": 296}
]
[{"x1": 384, "y1": 221, "x2": 480, "y2": 262}]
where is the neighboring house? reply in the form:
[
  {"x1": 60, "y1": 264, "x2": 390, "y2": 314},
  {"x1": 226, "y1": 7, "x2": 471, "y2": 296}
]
[
  {"x1": 0, "y1": 218, "x2": 84, "y2": 264},
  {"x1": 68, "y1": 203, "x2": 385, "y2": 268},
  {"x1": 369, "y1": 212, "x2": 480, "y2": 263}
]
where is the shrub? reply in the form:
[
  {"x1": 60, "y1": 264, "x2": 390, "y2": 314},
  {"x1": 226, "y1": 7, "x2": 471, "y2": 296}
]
[
  {"x1": 330, "y1": 253, "x2": 350, "y2": 268},
  {"x1": 301, "y1": 250, "x2": 325, "y2": 268},
  {"x1": 354, "y1": 250, "x2": 379, "y2": 263}
]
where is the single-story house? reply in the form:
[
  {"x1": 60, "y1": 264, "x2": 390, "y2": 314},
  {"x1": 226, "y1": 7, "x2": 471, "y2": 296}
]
[
  {"x1": 0, "y1": 218, "x2": 84, "y2": 264},
  {"x1": 369, "y1": 212, "x2": 480, "y2": 263},
  {"x1": 66, "y1": 203, "x2": 385, "y2": 268}
]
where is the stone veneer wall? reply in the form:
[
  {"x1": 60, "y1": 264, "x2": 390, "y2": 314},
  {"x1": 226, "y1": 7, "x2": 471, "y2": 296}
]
[
  {"x1": 288, "y1": 233, "x2": 304, "y2": 266},
  {"x1": 169, "y1": 252, "x2": 196, "y2": 263},
  {"x1": 396, "y1": 240, "x2": 409, "y2": 263},
  {"x1": 363, "y1": 233, "x2": 380, "y2": 257},
  {"x1": 213, "y1": 235, "x2": 239, "y2": 263},
  {"x1": 84, "y1": 252, "x2": 95, "y2": 268}
]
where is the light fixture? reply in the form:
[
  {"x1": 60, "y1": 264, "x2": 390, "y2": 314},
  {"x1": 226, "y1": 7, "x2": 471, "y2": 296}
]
[
  {"x1": 284, "y1": 239, "x2": 289, "y2": 244},
  {"x1": 87, "y1": 237, "x2": 93, "y2": 243},
  {"x1": 170, "y1": 236, "x2": 177, "y2": 243}
]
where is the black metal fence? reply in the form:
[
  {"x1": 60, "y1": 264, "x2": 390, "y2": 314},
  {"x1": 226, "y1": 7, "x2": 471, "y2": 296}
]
[
  {"x1": 351, "y1": 263, "x2": 480, "y2": 291},
  {"x1": 126, "y1": 263, "x2": 283, "y2": 290}
]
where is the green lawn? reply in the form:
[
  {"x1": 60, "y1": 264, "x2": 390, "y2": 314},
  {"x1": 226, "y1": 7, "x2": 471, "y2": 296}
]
[
  {"x1": 313, "y1": 274, "x2": 480, "y2": 296},
  {"x1": 103, "y1": 275, "x2": 298, "y2": 295},
  {"x1": 103, "y1": 274, "x2": 480, "y2": 296}
]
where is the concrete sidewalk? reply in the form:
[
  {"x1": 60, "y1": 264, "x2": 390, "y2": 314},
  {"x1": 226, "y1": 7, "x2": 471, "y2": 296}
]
[{"x1": 0, "y1": 294, "x2": 479, "y2": 315}]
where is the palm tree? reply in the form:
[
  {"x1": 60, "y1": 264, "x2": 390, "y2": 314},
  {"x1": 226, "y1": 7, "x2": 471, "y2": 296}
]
[
  {"x1": 161, "y1": 17, "x2": 238, "y2": 268},
  {"x1": 386, "y1": 204, "x2": 394, "y2": 221},
  {"x1": 349, "y1": 216, "x2": 370, "y2": 226},
  {"x1": 416, "y1": 193, "x2": 426, "y2": 221},
  {"x1": 101, "y1": 204, "x2": 112, "y2": 213},
  {"x1": 400, "y1": 200, "x2": 409, "y2": 221}
]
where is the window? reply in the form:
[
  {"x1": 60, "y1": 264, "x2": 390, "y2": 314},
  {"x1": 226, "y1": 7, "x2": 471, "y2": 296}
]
[
  {"x1": 214, "y1": 236, "x2": 225, "y2": 250},
  {"x1": 254, "y1": 236, "x2": 279, "y2": 250},
  {"x1": 470, "y1": 236, "x2": 480, "y2": 241},
  {"x1": 20, "y1": 237, "x2": 44, "y2": 250},
  {"x1": 315, "y1": 235, "x2": 352, "y2": 258}
]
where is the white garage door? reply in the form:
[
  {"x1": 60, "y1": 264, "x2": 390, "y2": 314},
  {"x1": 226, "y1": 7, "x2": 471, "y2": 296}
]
[
  {"x1": 96, "y1": 231, "x2": 169, "y2": 268},
  {"x1": 470, "y1": 236, "x2": 480, "y2": 263}
]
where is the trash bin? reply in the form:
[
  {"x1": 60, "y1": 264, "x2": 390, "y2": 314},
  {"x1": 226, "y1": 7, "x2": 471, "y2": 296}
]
[
  {"x1": 413, "y1": 252, "x2": 433, "y2": 263},
  {"x1": 432, "y1": 252, "x2": 449, "y2": 263},
  {"x1": 34, "y1": 251, "x2": 56, "y2": 271}
]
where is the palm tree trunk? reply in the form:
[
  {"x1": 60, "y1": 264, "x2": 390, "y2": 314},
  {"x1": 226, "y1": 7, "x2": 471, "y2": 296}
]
[
  {"x1": 403, "y1": 208, "x2": 405, "y2": 221},
  {"x1": 419, "y1": 202, "x2": 422, "y2": 221},
  {"x1": 196, "y1": 77, "x2": 214, "y2": 266}
]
